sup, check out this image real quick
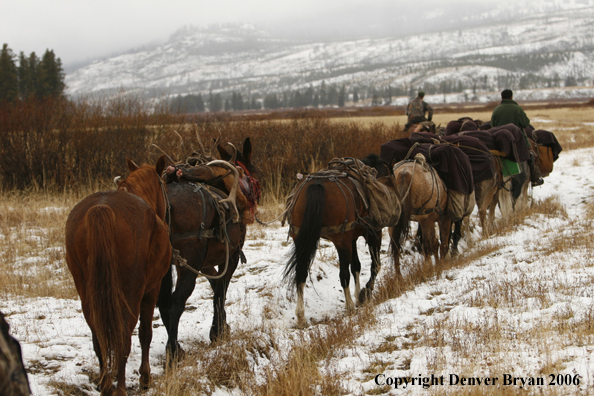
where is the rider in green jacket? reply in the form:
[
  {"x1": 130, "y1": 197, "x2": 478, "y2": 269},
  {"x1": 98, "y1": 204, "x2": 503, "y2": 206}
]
[{"x1": 491, "y1": 89, "x2": 543, "y2": 186}]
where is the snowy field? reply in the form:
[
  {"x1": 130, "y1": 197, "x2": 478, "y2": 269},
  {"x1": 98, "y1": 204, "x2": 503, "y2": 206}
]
[{"x1": 3, "y1": 146, "x2": 594, "y2": 395}]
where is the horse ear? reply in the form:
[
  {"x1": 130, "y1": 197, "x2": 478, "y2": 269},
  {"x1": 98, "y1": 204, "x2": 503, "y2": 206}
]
[
  {"x1": 242, "y1": 137, "x2": 252, "y2": 164},
  {"x1": 217, "y1": 144, "x2": 231, "y2": 161},
  {"x1": 127, "y1": 159, "x2": 139, "y2": 172},
  {"x1": 155, "y1": 155, "x2": 166, "y2": 176}
]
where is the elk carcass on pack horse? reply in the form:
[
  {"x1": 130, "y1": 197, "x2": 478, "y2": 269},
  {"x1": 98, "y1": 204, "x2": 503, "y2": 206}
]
[
  {"x1": 65, "y1": 156, "x2": 171, "y2": 396},
  {"x1": 158, "y1": 137, "x2": 260, "y2": 358},
  {"x1": 0, "y1": 311, "x2": 31, "y2": 396},
  {"x1": 283, "y1": 155, "x2": 398, "y2": 326}
]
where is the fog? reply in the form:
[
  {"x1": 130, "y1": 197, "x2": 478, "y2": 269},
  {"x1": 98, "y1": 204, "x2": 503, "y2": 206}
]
[{"x1": 1, "y1": 0, "x2": 590, "y2": 68}]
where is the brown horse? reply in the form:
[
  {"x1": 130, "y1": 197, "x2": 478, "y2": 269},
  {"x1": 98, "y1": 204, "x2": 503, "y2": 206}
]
[
  {"x1": 65, "y1": 156, "x2": 171, "y2": 396},
  {"x1": 0, "y1": 311, "x2": 31, "y2": 396},
  {"x1": 391, "y1": 154, "x2": 451, "y2": 277},
  {"x1": 283, "y1": 155, "x2": 392, "y2": 326},
  {"x1": 158, "y1": 138, "x2": 260, "y2": 358}
]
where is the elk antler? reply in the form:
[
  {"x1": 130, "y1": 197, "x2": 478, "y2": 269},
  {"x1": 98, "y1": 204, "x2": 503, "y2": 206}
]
[
  {"x1": 152, "y1": 144, "x2": 178, "y2": 165},
  {"x1": 195, "y1": 124, "x2": 208, "y2": 158},
  {"x1": 206, "y1": 160, "x2": 241, "y2": 222},
  {"x1": 228, "y1": 142, "x2": 237, "y2": 164}
]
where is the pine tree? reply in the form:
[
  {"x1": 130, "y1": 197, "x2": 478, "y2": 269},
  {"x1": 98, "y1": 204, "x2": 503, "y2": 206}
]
[
  {"x1": 195, "y1": 93, "x2": 205, "y2": 112},
  {"x1": 338, "y1": 85, "x2": 346, "y2": 107},
  {"x1": 0, "y1": 44, "x2": 19, "y2": 102},
  {"x1": 37, "y1": 49, "x2": 65, "y2": 98}
]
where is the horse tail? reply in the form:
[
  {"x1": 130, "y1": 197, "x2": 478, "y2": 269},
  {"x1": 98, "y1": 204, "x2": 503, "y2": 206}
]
[
  {"x1": 284, "y1": 183, "x2": 325, "y2": 289},
  {"x1": 391, "y1": 169, "x2": 412, "y2": 259},
  {"x1": 85, "y1": 205, "x2": 127, "y2": 387}
]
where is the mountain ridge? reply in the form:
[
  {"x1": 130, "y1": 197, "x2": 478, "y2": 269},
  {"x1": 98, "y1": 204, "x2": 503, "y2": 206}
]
[{"x1": 65, "y1": 1, "x2": 594, "y2": 104}]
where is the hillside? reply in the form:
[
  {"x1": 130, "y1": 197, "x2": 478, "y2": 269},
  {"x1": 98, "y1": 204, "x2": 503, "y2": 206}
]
[{"x1": 65, "y1": 1, "x2": 594, "y2": 104}]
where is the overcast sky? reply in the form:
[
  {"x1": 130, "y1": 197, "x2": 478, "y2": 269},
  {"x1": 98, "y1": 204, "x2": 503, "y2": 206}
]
[{"x1": 0, "y1": 0, "x2": 553, "y2": 67}]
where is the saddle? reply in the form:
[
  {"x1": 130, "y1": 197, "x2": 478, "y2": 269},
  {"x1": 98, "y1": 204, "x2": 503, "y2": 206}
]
[{"x1": 284, "y1": 158, "x2": 401, "y2": 230}]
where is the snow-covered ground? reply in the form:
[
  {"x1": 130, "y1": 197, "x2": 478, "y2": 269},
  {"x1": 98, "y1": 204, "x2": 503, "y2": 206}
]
[{"x1": 3, "y1": 146, "x2": 594, "y2": 395}]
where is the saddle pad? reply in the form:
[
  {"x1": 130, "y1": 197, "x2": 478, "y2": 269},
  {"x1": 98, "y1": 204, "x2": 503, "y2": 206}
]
[{"x1": 501, "y1": 158, "x2": 521, "y2": 177}]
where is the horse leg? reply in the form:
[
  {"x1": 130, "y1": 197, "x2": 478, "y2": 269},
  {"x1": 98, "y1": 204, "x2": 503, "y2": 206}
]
[
  {"x1": 92, "y1": 332, "x2": 112, "y2": 395},
  {"x1": 359, "y1": 229, "x2": 382, "y2": 304},
  {"x1": 157, "y1": 258, "x2": 174, "y2": 331},
  {"x1": 295, "y1": 281, "x2": 306, "y2": 326},
  {"x1": 419, "y1": 219, "x2": 438, "y2": 262},
  {"x1": 450, "y1": 219, "x2": 462, "y2": 255},
  {"x1": 113, "y1": 332, "x2": 131, "y2": 396},
  {"x1": 350, "y1": 238, "x2": 361, "y2": 302},
  {"x1": 208, "y1": 276, "x2": 231, "y2": 342},
  {"x1": 138, "y1": 290, "x2": 159, "y2": 389},
  {"x1": 337, "y1": 246, "x2": 355, "y2": 313},
  {"x1": 165, "y1": 268, "x2": 198, "y2": 359},
  {"x1": 439, "y1": 217, "x2": 453, "y2": 261}
]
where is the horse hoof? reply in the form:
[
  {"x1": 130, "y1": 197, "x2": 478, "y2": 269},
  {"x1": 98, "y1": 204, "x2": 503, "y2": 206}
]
[
  {"x1": 140, "y1": 375, "x2": 152, "y2": 390},
  {"x1": 358, "y1": 288, "x2": 372, "y2": 305},
  {"x1": 209, "y1": 323, "x2": 230, "y2": 343},
  {"x1": 166, "y1": 342, "x2": 185, "y2": 366}
]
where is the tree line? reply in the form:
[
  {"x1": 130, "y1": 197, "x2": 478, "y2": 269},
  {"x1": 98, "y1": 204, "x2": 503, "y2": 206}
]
[{"x1": 0, "y1": 43, "x2": 66, "y2": 103}]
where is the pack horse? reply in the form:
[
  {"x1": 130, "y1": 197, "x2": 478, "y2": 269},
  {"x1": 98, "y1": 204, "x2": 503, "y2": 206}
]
[{"x1": 65, "y1": 156, "x2": 171, "y2": 396}]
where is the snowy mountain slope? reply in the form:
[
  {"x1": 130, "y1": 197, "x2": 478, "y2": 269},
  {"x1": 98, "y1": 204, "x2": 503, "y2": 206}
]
[{"x1": 65, "y1": 3, "x2": 594, "y2": 101}]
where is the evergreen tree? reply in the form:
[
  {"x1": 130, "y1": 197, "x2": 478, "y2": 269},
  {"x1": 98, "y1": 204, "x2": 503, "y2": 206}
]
[
  {"x1": 327, "y1": 85, "x2": 338, "y2": 106},
  {"x1": 37, "y1": 49, "x2": 65, "y2": 98},
  {"x1": 319, "y1": 81, "x2": 328, "y2": 106},
  {"x1": 338, "y1": 85, "x2": 346, "y2": 107},
  {"x1": 22, "y1": 52, "x2": 39, "y2": 99},
  {"x1": 564, "y1": 76, "x2": 577, "y2": 87},
  {"x1": 195, "y1": 93, "x2": 205, "y2": 112},
  {"x1": 210, "y1": 92, "x2": 223, "y2": 112},
  {"x1": 0, "y1": 44, "x2": 18, "y2": 102},
  {"x1": 353, "y1": 88, "x2": 359, "y2": 103}
]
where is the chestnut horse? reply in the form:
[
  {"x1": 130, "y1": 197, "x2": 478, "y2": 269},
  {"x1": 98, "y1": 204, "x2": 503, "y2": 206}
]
[
  {"x1": 158, "y1": 138, "x2": 260, "y2": 358},
  {"x1": 391, "y1": 154, "x2": 451, "y2": 277},
  {"x1": 283, "y1": 155, "x2": 392, "y2": 326},
  {"x1": 65, "y1": 156, "x2": 171, "y2": 396}
]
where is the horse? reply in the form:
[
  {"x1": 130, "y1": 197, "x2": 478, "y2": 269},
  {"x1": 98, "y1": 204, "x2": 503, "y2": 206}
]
[
  {"x1": 157, "y1": 138, "x2": 260, "y2": 358},
  {"x1": 0, "y1": 311, "x2": 31, "y2": 396},
  {"x1": 390, "y1": 154, "x2": 451, "y2": 278},
  {"x1": 65, "y1": 156, "x2": 171, "y2": 396},
  {"x1": 283, "y1": 154, "x2": 393, "y2": 326}
]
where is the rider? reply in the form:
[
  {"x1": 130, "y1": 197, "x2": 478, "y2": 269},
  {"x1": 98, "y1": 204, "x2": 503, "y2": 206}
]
[
  {"x1": 491, "y1": 89, "x2": 544, "y2": 187},
  {"x1": 405, "y1": 91, "x2": 433, "y2": 131}
]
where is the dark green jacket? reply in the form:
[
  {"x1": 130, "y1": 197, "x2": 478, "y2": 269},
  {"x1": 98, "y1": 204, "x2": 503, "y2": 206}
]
[{"x1": 491, "y1": 99, "x2": 530, "y2": 128}]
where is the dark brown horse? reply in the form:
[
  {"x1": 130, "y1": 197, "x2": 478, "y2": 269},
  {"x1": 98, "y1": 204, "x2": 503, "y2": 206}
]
[
  {"x1": 65, "y1": 156, "x2": 171, "y2": 396},
  {"x1": 0, "y1": 311, "x2": 31, "y2": 396},
  {"x1": 283, "y1": 155, "x2": 392, "y2": 326},
  {"x1": 158, "y1": 138, "x2": 260, "y2": 358}
]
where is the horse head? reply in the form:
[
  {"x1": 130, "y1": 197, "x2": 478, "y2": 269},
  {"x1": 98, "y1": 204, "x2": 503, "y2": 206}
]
[
  {"x1": 218, "y1": 138, "x2": 261, "y2": 210},
  {"x1": 117, "y1": 155, "x2": 168, "y2": 221}
]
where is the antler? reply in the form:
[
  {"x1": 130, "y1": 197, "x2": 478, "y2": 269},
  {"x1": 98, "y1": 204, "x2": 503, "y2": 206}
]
[
  {"x1": 227, "y1": 142, "x2": 237, "y2": 164},
  {"x1": 211, "y1": 129, "x2": 222, "y2": 159},
  {"x1": 195, "y1": 124, "x2": 208, "y2": 158},
  {"x1": 206, "y1": 160, "x2": 241, "y2": 222},
  {"x1": 152, "y1": 143, "x2": 178, "y2": 165}
]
